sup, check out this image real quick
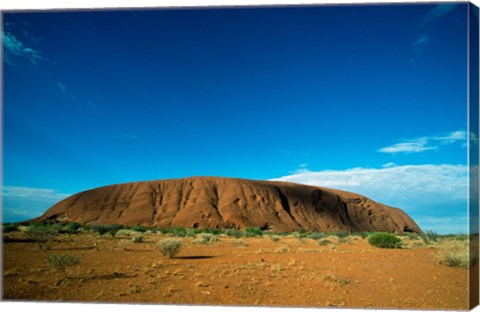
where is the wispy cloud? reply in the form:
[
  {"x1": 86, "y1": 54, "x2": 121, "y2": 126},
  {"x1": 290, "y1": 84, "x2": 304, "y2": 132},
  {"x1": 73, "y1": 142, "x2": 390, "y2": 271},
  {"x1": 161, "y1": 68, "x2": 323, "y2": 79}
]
[
  {"x1": 409, "y1": 3, "x2": 459, "y2": 64},
  {"x1": 422, "y1": 4, "x2": 457, "y2": 25},
  {"x1": 411, "y1": 34, "x2": 430, "y2": 54},
  {"x1": 271, "y1": 163, "x2": 469, "y2": 233},
  {"x1": 378, "y1": 130, "x2": 467, "y2": 154},
  {"x1": 2, "y1": 30, "x2": 43, "y2": 65},
  {"x1": 2, "y1": 186, "x2": 70, "y2": 222},
  {"x1": 57, "y1": 81, "x2": 66, "y2": 93}
]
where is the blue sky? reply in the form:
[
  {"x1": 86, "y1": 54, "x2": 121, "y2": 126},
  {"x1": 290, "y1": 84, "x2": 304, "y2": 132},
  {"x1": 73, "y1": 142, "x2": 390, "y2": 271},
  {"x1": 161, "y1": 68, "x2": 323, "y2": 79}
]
[{"x1": 2, "y1": 3, "x2": 474, "y2": 233}]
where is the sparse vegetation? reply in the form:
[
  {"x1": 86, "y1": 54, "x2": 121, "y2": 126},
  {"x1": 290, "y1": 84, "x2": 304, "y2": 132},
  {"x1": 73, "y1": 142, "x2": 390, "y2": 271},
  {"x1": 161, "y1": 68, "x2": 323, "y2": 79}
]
[
  {"x1": 131, "y1": 233, "x2": 144, "y2": 243},
  {"x1": 224, "y1": 228, "x2": 243, "y2": 238},
  {"x1": 63, "y1": 222, "x2": 81, "y2": 234},
  {"x1": 333, "y1": 231, "x2": 349, "y2": 239},
  {"x1": 270, "y1": 235, "x2": 281, "y2": 242},
  {"x1": 131, "y1": 225, "x2": 146, "y2": 233},
  {"x1": 25, "y1": 226, "x2": 58, "y2": 252},
  {"x1": 307, "y1": 232, "x2": 326, "y2": 240},
  {"x1": 421, "y1": 230, "x2": 440, "y2": 244},
  {"x1": 368, "y1": 232, "x2": 402, "y2": 249},
  {"x1": 436, "y1": 250, "x2": 470, "y2": 268},
  {"x1": 47, "y1": 253, "x2": 81, "y2": 278},
  {"x1": 245, "y1": 227, "x2": 263, "y2": 237},
  {"x1": 318, "y1": 239, "x2": 333, "y2": 246},
  {"x1": 195, "y1": 233, "x2": 219, "y2": 244},
  {"x1": 3, "y1": 223, "x2": 20, "y2": 233},
  {"x1": 157, "y1": 238, "x2": 182, "y2": 258},
  {"x1": 91, "y1": 224, "x2": 124, "y2": 236},
  {"x1": 170, "y1": 227, "x2": 187, "y2": 237},
  {"x1": 323, "y1": 273, "x2": 352, "y2": 286}
]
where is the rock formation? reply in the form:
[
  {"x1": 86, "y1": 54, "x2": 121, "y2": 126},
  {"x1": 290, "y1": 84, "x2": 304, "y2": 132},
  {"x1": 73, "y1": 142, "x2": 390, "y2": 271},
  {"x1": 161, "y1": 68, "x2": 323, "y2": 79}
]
[{"x1": 37, "y1": 177, "x2": 421, "y2": 233}]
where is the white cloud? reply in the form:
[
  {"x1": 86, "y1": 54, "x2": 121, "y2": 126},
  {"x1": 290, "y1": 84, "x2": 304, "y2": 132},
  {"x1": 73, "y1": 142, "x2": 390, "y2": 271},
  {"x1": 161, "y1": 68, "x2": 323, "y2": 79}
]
[
  {"x1": 271, "y1": 164, "x2": 469, "y2": 234},
  {"x1": 2, "y1": 30, "x2": 43, "y2": 65},
  {"x1": 2, "y1": 186, "x2": 70, "y2": 222},
  {"x1": 382, "y1": 162, "x2": 396, "y2": 168},
  {"x1": 379, "y1": 130, "x2": 467, "y2": 154}
]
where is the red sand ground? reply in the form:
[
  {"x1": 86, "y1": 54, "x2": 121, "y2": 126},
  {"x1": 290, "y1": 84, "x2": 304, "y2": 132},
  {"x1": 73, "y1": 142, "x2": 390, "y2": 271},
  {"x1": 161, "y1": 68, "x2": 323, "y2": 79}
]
[{"x1": 3, "y1": 232, "x2": 469, "y2": 310}]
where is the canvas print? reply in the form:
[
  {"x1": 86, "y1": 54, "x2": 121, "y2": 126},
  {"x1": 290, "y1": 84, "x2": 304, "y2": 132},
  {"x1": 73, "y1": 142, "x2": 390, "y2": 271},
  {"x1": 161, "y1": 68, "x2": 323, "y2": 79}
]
[{"x1": 2, "y1": 1, "x2": 479, "y2": 310}]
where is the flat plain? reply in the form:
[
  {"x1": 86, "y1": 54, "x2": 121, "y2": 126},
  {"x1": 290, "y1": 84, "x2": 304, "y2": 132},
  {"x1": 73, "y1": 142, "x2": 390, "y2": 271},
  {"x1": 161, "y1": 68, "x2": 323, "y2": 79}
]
[{"x1": 2, "y1": 228, "x2": 473, "y2": 310}]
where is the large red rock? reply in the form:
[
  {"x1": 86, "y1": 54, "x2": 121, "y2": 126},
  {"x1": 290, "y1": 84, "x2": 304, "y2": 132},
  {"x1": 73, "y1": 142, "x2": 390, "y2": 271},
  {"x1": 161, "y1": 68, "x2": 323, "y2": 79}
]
[{"x1": 38, "y1": 177, "x2": 421, "y2": 233}]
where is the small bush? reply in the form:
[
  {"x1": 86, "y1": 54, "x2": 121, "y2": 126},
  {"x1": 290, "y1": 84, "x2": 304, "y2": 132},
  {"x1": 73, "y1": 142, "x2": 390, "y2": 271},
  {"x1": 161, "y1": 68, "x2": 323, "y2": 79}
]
[
  {"x1": 368, "y1": 232, "x2": 402, "y2": 248},
  {"x1": 3, "y1": 223, "x2": 20, "y2": 233},
  {"x1": 270, "y1": 235, "x2": 281, "y2": 242},
  {"x1": 333, "y1": 231, "x2": 349, "y2": 238},
  {"x1": 307, "y1": 232, "x2": 326, "y2": 240},
  {"x1": 170, "y1": 227, "x2": 187, "y2": 237},
  {"x1": 202, "y1": 228, "x2": 222, "y2": 235},
  {"x1": 436, "y1": 250, "x2": 470, "y2": 268},
  {"x1": 115, "y1": 229, "x2": 134, "y2": 237},
  {"x1": 291, "y1": 231, "x2": 306, "y2": 238},
  {"x1": 337, "y1": 236, "x2": 349, "y2": 244},
  {"x1": 318, "y1": 239, "x2": 333, "y2": 246},
  {"x1": 131, "y1": 225, "x2": 147, "y2": 233},
  {"x1": 132, "y1": 233, "x2": 144, "y2": 243},
  {"x1": 47, "y1": 253, "x2": 81, "y2": 278},
  {"x1": 224, "y1": 228, "x2": 243, "y2": 238},
  {"x1": 91, "y1": 224, "x2": 124, "y2": 236},
  {"x1": 245, "y1": 227, "x2": 263, "y2": 237},
  {"x1": 31, "y1": 222, "x2": 48, "y2": 229},
  {"x1": 186, "y1": 228, "x2": 199, "y2": 237},
  {"x1": 157, "y1": 238, "x2": 182, "y2": 258},
  {"x1": 195, "y1": 233, "x2": 218, "y2": 244},
  {"x1": 154, "y1": 227, "x2": 169, "y2": 234},
  {"x1": 63, "y1": 222, "x2": 81, "y2": 234},
  {"x1": 25, "y1": 227, "x2": 58, "y2": 252}
]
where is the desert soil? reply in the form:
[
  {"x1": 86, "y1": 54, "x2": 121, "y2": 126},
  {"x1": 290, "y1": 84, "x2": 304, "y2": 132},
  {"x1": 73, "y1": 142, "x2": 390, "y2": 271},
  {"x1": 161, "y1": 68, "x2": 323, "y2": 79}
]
[{"x1": 2, "y1": 232, "x2": 470, "y2": 310}]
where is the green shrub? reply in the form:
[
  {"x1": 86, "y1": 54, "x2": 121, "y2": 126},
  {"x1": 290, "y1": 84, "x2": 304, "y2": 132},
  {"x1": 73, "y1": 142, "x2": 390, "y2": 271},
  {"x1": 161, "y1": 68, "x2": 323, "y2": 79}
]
[
  {"x1": 155, "y1": 227, "x2": 169, "y2": 234},
  {"x1": 31, "y1": 221, "x2": 48, "y2": 229},
  {"x1": 245, "y1": 227, "x2": 263, "y2": 237},
  {"x1": 63, "y1": 222, "x2": 81, "y2": 234},
  {"x1": 186, "y1": 228, "x2": 199, "y2": 237},
  {"x1": 224, "y1": 228, "x2": 243, "y2": 238},
  {"x1": 47, "y1": 253, "x2": 81, "y2": 278},
  {"x1": 157, "y1": 238, "x2": 182, "y2": 258},
  {"x1": 131, "y1": 225, "x2": 147, "y2": 233},
  {"x1": 202, "y1": 228, "x2": 222, "y2": 235},
  {"x1": 3, "y1": 223, "x2": 20, "y2": 233},
  {"x1": 91, "y1": 224, "x2": 124, "y2": 236},
  {"x1": 333, "y1": 231, "x2": 349, "y2": 238},
  {"x1": 170, "y1": 227, "x2": 187, "y2": 237},
  {"x1": 368, "y1": 232, "x2": 402, "y2": 248},
  {"x1": 307, "y1": 232, "x2": 326, "y2": 240}
]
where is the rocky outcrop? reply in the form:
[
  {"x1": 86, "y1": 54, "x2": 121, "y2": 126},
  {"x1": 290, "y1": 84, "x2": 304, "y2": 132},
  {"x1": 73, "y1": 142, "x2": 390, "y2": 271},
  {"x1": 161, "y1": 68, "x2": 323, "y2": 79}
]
[{"x1": 37, "y1": 177, "x2": 421, "y2": 233}]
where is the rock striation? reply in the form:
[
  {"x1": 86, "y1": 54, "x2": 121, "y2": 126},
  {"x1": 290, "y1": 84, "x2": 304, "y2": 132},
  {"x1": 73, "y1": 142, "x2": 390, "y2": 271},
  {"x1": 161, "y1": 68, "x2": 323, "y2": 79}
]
[{"x1": 37, "y1": 177, "x2": 421, "y2": 233}]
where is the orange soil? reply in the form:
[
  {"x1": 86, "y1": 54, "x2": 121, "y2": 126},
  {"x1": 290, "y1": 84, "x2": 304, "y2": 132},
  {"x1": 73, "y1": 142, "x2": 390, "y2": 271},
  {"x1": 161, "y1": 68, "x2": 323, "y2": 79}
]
[{"x1": 2, "y1": 232, "x2": 469, "y2": 310}]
